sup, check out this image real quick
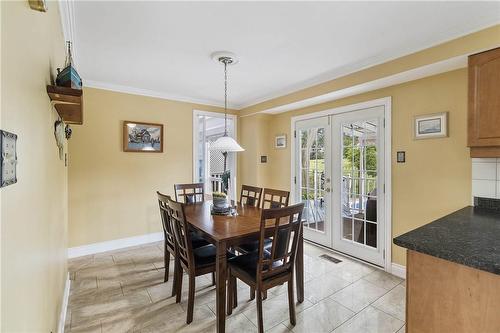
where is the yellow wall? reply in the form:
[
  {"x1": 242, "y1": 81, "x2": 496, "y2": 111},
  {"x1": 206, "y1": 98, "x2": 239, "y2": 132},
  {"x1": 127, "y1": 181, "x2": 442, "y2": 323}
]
[
  {"x1": 68, "y1": 88, "x2": 232, "y2": 247},
  {"x1": 238, "y1": 113, "x2": 272, "y2": 189},
  {"x1": 240, "y1": 69, "x2": 472, "y2": 265},
  {"x1": 1, "y1": 1, "x2": 68, "y2": 331}
]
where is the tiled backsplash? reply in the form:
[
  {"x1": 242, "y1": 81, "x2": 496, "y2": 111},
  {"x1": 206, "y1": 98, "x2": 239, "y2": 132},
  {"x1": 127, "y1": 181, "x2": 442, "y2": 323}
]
[{"x1": 472, "y1": 158, "x2": 500, "y2": 200}]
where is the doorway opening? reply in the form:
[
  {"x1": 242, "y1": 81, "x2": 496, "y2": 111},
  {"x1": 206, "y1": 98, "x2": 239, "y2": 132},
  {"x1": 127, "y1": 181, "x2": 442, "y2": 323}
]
[
  {"x1": 291, "y1": 98, "x2": 391, "y2": 270},
  {"x1": 193, "y1": 110, "x2": 238, "y2": 200}
]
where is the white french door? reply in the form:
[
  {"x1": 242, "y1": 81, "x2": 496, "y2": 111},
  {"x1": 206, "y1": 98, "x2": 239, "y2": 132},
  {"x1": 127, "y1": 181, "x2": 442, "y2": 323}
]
[
  {"x1": 331, "y1": 106, "x2": 386, "y2": 266},
  {"x1": 294, "y1": 104, "x2": 387, "y2": 267},
  {"x1": 295, "y1": 117, "x2": 332, "y2": 247}
]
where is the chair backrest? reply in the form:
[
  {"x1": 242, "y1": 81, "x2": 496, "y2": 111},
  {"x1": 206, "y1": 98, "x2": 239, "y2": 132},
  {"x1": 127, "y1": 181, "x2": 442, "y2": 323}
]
[
  {"x1": 257, "y1": 203, "x2": 304, "y2": 280},
  {"x1": 174, "y1": 183, "x2": 204, "y2": 204},
  {"x1": 261, "y1": 188, "x2": 290, "y2": 209},
  {"x1": 157, "y1": 191, "x2": 175, "y2": 251},
  {"x1": 167, "y1": 198, "x2": 194, "y2": 270},
  {"x1": 240, "y1": 185, "x2": 263, "y2": 207}
]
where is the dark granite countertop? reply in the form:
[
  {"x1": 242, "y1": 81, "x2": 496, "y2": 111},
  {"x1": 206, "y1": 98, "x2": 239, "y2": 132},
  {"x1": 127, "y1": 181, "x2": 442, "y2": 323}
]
[{"x1": 394, "y1": 206, "x2": 500, "y2": 275}]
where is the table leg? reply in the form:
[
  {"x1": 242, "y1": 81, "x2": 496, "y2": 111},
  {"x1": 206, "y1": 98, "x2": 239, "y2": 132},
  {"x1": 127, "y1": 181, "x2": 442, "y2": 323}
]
[
  {"x1": 296, "y1": 230, "x2": 304, "y2": 303},
  {"x1": 216, "y1": 240, "x2": 227, "y2": 333}
]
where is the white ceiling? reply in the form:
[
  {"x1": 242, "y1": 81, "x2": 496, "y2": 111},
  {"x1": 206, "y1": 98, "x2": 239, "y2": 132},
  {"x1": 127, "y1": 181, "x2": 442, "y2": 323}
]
[{"x1": 68, "y1": 1, "x2": 500, "y2": 109}]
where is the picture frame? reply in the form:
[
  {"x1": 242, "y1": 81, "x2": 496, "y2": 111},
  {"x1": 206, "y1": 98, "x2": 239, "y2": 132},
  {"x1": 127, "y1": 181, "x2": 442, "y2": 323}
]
[
  {"x1": 414, "y1": 112, "x2": 448, "y2": 140},
  {"x1": 275, "y1": 134, "x2": 287, "y2": 149},
  {"x1": 123, "y1": 120, "x2": 164, "y2": 153}
]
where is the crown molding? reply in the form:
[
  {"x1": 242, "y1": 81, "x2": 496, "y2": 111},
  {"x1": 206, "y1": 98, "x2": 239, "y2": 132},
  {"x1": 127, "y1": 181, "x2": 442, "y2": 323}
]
[
  {"x1": 85, "y1": 80, "x2": 235, "y2": 109},
  {"x1": 89, "y1": 54, "x2": 466, "y2": 115},
  {"x1": 254, "y1": 55, "x2": 467, "y2": 115}
]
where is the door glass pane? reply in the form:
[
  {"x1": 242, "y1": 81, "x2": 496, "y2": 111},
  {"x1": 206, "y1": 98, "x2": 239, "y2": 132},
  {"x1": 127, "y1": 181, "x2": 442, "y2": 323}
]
[
  {"x1": 341, "y1": 119, "x2": 379, "y2": 248},
  {"x1": 299, "y1": 127, "x2": 326, "y2": 234},
  {"x1": 353, "y1": 219, "x2": 365, "y2": 244},
  {"x1": 342, "y1": 217, "x2": 353, "y2": 240},
  {"x1": 366, "y1": 222, "x2": 377, "y2": 248}
]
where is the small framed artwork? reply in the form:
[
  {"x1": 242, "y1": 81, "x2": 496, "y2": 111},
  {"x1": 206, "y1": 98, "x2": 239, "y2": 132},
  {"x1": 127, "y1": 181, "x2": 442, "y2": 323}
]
[
  {"x1": 414, "y1": 112, "x2": 448, "y2": 140},
  {"x1": 275, "y1": 134, "x2": 287, "y2": 149},
  {"x1": 123, "y1": 121, "x2": 164, "y2": 153}
]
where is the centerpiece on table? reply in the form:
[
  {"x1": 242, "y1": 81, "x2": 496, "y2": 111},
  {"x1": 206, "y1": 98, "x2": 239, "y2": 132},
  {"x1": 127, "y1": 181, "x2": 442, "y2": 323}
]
[{"x1": 211, "y1": 192, "x2": 234, "y2": 216}]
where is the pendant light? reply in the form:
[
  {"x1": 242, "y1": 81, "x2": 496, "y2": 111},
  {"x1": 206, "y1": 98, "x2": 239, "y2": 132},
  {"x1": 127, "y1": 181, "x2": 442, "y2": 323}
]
[{"x1": 210, "y1": 52, "x2": 244, "y2": 152}]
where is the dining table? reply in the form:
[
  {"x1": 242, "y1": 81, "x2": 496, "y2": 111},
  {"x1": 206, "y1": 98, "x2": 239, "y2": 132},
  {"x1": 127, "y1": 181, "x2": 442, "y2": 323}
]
[{"x1": 183, "y1": 200, "x2": 305, "y2": 333}]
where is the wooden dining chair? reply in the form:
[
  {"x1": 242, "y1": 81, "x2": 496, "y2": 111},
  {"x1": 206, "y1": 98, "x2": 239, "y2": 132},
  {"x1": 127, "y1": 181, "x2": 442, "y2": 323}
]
[
  {"x1": 239, "y1": 185, "x2": 263, "y2": 207},
  {"x1": 235, "y1": 188, "x2": 291, "y2": 296},
  {"x1": 157, "y1": 191, "x2": 211, "y2": 296},
  {"x1": 157, "y1": 192, "x2": 176, "y2": 285},
  {"x1": 261, "y1": 188, "x2": 290, "y2": 209},
  {"x1": 236, "y1": 188, "x2": 290, "y2": 254},
  {"x1": 227, "y1": 203, "x2": 305, "y2": 333},
  {"x1": 174, "y1": 183, "x2": 205, "y2": 204},
  {"x1": 168, "y1": 198, "x2": 234, "y2": 324}
]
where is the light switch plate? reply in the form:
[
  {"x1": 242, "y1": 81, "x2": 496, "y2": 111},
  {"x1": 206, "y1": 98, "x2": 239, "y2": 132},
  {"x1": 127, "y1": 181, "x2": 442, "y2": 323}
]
[
  {"x1": 1, "y1": 130, "x2": 18, "y2": 187},
  {"x1": 396, "y1": 151, "x2": 405, "y2": 163}
]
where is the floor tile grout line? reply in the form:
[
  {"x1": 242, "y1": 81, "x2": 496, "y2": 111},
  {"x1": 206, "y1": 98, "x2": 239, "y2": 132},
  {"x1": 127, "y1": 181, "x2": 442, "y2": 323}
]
[
  {"x1": 284, "y1": 297, "x2": 356, "y2": 333},
  {"x1": 145, "y1": 288, "x2": 154, "y2": 304},
  {"x1": 326, "y1": 304, "x2": 358, "y2": 333},
  {"x1": 320, "y1": 273, "x2": 403, "y2": 323},
  {"x1": 369, "y1": 281, "x2": 406, "y2": 322},
  {"x1": 370, "y1": 302, "x2": 405, "y2": 324}
]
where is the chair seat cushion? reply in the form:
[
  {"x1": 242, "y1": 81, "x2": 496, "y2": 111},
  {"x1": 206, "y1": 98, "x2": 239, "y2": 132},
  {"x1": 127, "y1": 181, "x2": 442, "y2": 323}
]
[
  {"x1": 190, "y1": 231, "x2": 210, "y2": 249},
  {"x1": 193, "y1": 244, "x2": 235, "y2": 267},
  {"x1": 237, "y1": 238, "x2": 272, "y2": 253},
  {"x1": 228, "y1": 251, "x2": 282, "y2": 281}
]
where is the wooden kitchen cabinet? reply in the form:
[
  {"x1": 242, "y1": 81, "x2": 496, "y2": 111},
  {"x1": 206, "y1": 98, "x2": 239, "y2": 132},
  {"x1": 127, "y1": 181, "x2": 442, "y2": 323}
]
[
  {"x1": 406, "y1": 250, "x2": 500, "y2": 333},
  {"x1": 468, "y1": 47, "x2": 500, "y2": 157}
]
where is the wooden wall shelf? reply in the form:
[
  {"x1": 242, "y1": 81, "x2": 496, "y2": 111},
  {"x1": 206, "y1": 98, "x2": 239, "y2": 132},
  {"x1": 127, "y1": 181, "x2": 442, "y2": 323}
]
[{"x1": 46, "y1": 85, "x2": 83, "y2": 125}]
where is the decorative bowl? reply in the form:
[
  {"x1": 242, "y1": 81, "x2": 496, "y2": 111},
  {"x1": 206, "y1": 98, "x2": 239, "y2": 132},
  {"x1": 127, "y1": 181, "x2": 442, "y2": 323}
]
[
  {"x1": 212, "y1": 192, "x2": 228, "y2": 208},
  {"x1": 213, "y1": 196, "x2": 228, "y2": 208}
]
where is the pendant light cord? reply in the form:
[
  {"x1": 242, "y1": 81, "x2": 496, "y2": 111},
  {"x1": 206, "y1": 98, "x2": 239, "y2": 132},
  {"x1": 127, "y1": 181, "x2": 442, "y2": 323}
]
[{"x1": 224, "y1": 60, "x2": 228, "y2": 136}]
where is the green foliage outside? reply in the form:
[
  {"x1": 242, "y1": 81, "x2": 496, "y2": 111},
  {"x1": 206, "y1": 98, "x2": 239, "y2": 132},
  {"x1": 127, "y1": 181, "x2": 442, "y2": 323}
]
[{"x1": 301, "y1": 135, "x2": 377, "y2": 200}]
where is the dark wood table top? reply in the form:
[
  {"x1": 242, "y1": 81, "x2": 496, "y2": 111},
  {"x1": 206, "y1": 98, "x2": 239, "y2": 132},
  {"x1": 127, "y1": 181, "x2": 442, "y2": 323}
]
[{"x1": 184, "y1": 201, "x2": 265, "y2": 243}]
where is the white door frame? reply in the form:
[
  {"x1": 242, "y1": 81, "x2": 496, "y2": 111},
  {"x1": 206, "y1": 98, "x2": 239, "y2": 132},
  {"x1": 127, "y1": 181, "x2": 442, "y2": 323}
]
[
  {"x1": 290, "y1": 97, "x2": 392, "y2": 272},
  {"x1": 192, "y1": 110, "x2": 238, "y2": 199}
]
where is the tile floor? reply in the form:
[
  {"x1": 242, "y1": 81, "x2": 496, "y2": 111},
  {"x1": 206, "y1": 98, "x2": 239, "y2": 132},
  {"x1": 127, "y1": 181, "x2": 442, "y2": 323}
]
[{"x1": 66, "y1": 242, "x2": 406, "y2": 333}]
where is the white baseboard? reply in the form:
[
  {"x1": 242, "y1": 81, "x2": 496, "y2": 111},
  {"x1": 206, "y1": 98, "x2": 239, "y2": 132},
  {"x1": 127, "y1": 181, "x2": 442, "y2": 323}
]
[
  {"x1": 68, "y1": 232, "x2": 164, "y2": 259},
  {"x1": 58, "y1": 273, "x2": 71, "y2": 333},
  {"x1": 391, "y1": 262, "x2": 407, "y2": 279}
]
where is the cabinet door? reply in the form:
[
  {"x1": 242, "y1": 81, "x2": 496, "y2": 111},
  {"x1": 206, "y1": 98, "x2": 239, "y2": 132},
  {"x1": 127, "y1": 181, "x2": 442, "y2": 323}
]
[{"x1": 468, "y1": 47, "x2": 500, "y2": 148}]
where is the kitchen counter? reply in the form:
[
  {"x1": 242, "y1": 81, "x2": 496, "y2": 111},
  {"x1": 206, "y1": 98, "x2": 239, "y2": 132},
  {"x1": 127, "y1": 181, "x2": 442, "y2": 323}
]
[
  {"x1": 393, "y1": 203, "x2": 500, "y2": 333},
  {"x1": 394, "y1": 206, "x2": 500, "y2": 275}
]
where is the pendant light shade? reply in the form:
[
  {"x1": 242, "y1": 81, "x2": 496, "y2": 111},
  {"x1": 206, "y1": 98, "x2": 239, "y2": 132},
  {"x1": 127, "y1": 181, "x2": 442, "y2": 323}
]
[
  {"x1": 210, "y1": 51, "x2": 244, "y2": 152},
  {"x1": 211, "y1": 135, "x2": 244, "y2": 152}
]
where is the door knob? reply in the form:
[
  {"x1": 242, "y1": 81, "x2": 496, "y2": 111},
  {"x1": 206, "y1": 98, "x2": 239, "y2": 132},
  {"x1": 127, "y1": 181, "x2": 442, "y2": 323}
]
[{"x1": 325, "y1": 188, "x2": 331, "y2": 193}]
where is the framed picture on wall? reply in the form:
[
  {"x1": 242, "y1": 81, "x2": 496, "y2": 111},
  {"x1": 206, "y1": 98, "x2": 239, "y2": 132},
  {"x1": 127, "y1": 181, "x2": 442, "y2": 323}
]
[
  {"x1": 414, "y1": 112, "x2": 448, "y2": 140},
  {"x1": 275, "y1": 134, "x2": 287, "y2": 149},
  {"x1": 123, "y1": 121, "x2": 164, "y2": 152}
]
